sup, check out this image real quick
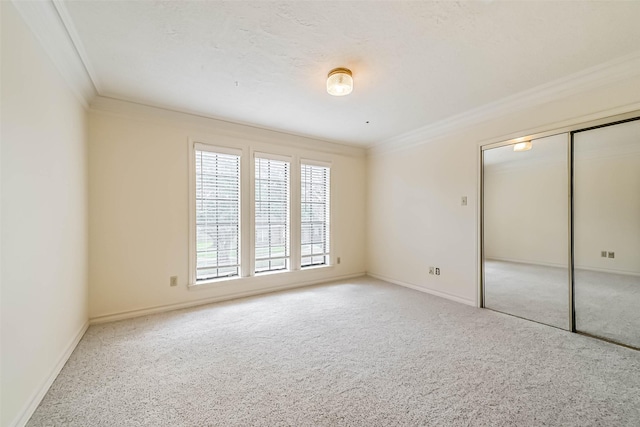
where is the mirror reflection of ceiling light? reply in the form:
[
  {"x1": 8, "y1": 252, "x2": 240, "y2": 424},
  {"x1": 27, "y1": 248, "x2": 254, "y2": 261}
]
[
  {"x1": 513, "y1": 141, "x2": 532, "y2": 152},
  {"x1": 327, "y1": 68, "x2": 353, "y2": 96}
]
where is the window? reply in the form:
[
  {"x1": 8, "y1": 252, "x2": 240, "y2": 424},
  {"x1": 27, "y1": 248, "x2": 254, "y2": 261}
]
[
  {"x1": 255, "y1": 155, "x2": 290, "y2": 273},
  {"x1": 301, "y1": 163, "x2": 330, "y2": 267},
  {"x1": 190, "y1": 141, "x2": 332, "y2": 286},
  {"x1": 194, "y1": 145, "x2": 241, "y2": 281}
]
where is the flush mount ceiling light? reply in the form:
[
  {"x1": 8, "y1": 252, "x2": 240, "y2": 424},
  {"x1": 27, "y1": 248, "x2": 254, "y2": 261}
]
[
  {"x1": 513, "y1": 141, "x2": 532, "y2": 152},
  {"x1": 327, "y1": 68, "x2": 353, "y2": 96}
]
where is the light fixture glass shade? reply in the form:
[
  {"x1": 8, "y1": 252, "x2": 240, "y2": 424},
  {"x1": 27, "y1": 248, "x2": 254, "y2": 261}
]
[
  {"x1": 513, "y1": 141, "x2": 532, "y2": 152},
  {"x1": 327, "y1": 68, "x2": 353, "y2": 96}
]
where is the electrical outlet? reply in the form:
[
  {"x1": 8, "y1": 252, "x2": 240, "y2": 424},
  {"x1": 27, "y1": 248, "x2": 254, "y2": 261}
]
[
  {"x1": 608, "y1": 252, "x2": 615, "y2": 259},
  {"x1": 429, "y1": 267, "x2": 434, "y2": 275},
  {"x1": 601, "y1": 251, "x2": 607, "y2": 258},
  {"x1": 461, "y1": 196, "x2": 467, "y2": 206},
  {"x1": 337, "y1": 257, "x2": 341, "y2": 264},
  {"x1": 170, "y1": 276, "x2": 178, "y2": 287},
  {"x1": 435, "y1": 267, "x2": 440, "y2": 275}
]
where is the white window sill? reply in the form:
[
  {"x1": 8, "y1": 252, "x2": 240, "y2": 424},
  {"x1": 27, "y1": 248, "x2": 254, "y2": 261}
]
[
  {"x1": 189, "y1": 275, "x2": 242, "y2": 289},
  {"x1": 253, "y1": 268, "x2": 296, "y2": 278},
  {"x1": 300, "y1": 264, "x2": 333, "y2": 271},
  {"x1": 188, "y1": 264, "x2": 334, "y2": 291}
]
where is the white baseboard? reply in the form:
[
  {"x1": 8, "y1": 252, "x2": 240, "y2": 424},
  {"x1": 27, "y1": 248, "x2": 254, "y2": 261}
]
[
  {"x1": 485, "y1": 256, "x2": 566, "y2": 269},
  {"x1": 574, "y1": 265, "x2": 640, "y2": 277},
  {"x1": 90, "y1": 272, "x2": 366, "y2": 324},
  {"x1": 9, "y1": 320, "x2": 89, "y2": 427},
  {"x1": 367, "y1": 272, "x2": 477, "y2": 307},
  {"x1": 487, "y1": 257, "x2": 640, "y2": 277}
]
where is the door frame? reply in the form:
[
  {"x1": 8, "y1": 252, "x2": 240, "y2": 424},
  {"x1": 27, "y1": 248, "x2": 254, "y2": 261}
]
[{"x1": 479, "y1": 109, "x2": 640, "y2": 348}]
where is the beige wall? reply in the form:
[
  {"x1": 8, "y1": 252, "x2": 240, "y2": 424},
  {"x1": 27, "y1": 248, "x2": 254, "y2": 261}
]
[
  {"x1": 574, "y1": 120, "x2": 640, "y2": 275},
  {"x1": 483, "y1": 134, "x2": 569, "y2": 267},
  {"x1": 1, "y1": 3, "x2": 89, "y2": 426},
  {"x1": 88, "y1": 100, "x2": 367, "y2": 320},
  {"x1": 482, "y1": 124, "x2": 640, "y2": 276},
  {"x1": 367, "y1": 75, "x2": 640, "y2": 305}
]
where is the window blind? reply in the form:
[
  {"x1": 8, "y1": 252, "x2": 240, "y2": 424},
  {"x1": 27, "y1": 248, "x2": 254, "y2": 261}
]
[
  {"x1": 195, "y1": 149, "x2": 240, "y2": 280},
  {"x1": 301, "y1": 163, "x2": 330, "y2": 267},
  {"x1": 255, "y1": 157, "x2": 290, "y2": 273}
]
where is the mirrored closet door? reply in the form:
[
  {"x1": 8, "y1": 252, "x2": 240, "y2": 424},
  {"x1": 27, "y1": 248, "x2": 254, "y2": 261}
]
[
  {"x1": 481, "y1": 113, "x2": 640, "y2": 350},
  {"x1": 482, "y1": 134, "x2": 570, "y2": 330},
  {"x1": 573, "y1": 119, "x2": 640, "y2": 348}
]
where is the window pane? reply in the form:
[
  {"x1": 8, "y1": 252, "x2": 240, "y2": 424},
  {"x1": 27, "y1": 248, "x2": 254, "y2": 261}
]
[
  {"x1": 255, "y1": 157, "x2": 290, "y2": 273},
  {"x1": 271, "y1": 258, "x2": 286, "y2": 270},
  {"x1": 255, "y1": 259, "x2": 269, "y2": 272},
  {"x1": 301, "y1": 164, "x2": 330, "y2": 268},
  {"x1": 312, "y1": 243, "x2": 325, "y2": 255},
  {"x1": 195, "y1": 149, "x2": 240, "y2": 281},
  {"x1": 312, "y1": 256, "x2": 327, "y2": 265}
]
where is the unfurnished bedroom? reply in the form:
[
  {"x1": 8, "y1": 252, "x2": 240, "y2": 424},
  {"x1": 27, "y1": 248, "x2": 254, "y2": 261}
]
[{"x1": 2, "y1": 1, "x2": 640, "y2": 426}]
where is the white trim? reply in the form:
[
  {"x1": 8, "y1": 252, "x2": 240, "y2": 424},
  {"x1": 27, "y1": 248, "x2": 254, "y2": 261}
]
[
  {"x1": 367, "y1": 273, "x2": 476, "y2": 307},
  {"x1": 90, "y1": 96, "x2": 366, "y2": 157},
  {"x1": 254, "y1": 152, "x2": 292, "y2": 162},
  {"x1": 477, "y1": 142, "x2": 483, "y2": 308},
  {"x1": 300, "y1": 158, "x2": 332, "y2": 168},
  {"x1": 90, "y1": 273, "x2": 366, "y2": 324},
  {"x1": 328, "y1": 164, "x2": 335, "y2": 266},
  {"x1": 479, "y1": 109, "x2": 640, "y2": 150},
  {"x1": 300, "y1": 162, "x2": 333, "y2": 268},
  {"x1": 252, "y1": 154, "x2": 292, "y2": 274},
  {"x1": 189, "y1": 139, "x2": 245, "y2": 285},
  {"x1": 369, "y1": 50, "x2": 640, "y2": 155},
  {"x1": 8, "y1": 321, "x2": 89, "y2": 427},
  {"x1": 193, "y1": 142, "x2": 243, "y2": 157},
  {"x1": 11, "y1": 0, "x2": 96, "y2": 107},
  {"x1": 14, "y1": 0, "x2": 640, "y2": 156},
  {"x1": 51, "y1": 0, "x2": 102, "y2": 93},
  {"x1": 188, "y1": 264, "x2": 335, "y2": 291},
  {"x1": 574, "y1": 265, "x2": 640, "y2": 278},
  {"x1": 290, "y1": 156, "x2": 302, "y2": 271},
  {"x1": 188, "y1": 275, "x2": 243, "y2": 289},
  {"x1": 246, "y1": 147, "x2": 256, "y2": 277},
  {"x1": 188, "y1": 139, "x2": 197, "y2": 287},
  {"x1": 485, "y1": 257, "x2": 640, "y2": 277},
  {"x1": 485, "y1": 257, "x2": 568, "y2": 269}
]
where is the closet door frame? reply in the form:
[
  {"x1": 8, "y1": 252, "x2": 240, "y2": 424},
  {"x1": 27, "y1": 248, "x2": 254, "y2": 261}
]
[
  {"x1": 570, "y1": 115, "x2": 640, "y2": 349},
  {"x1": 479, "y1": 109, "x2": 640, "y2": 347}
]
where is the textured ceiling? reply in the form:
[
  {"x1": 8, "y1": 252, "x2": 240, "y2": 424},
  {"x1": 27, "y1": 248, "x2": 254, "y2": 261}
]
[{"x1": 63, "y1": 1, "x2": 640, "y2": 147}]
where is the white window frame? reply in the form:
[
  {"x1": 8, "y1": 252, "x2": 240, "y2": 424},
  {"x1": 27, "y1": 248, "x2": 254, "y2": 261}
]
[
  {"x1": 300, "y1": 159, "x2": 332, "y2": 268},
  {"x1": 188, "y1": 140, "x2": 246, "y2": 286},
  {"x1": 253, "y1": 152, "x2": 292, "y2": 274},
  {"x1": 189, "y1": 139, "x2": 333, "y2": 288}
]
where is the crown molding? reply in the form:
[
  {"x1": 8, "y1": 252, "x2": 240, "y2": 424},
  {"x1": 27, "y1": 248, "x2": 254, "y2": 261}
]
[
  {"x1": 51, "y1": 0, "x2": 103, "y2": 94},
  {"x1": 369, "y1": 50, "x2": 640, "y2": 156},
  {"x1": 12, "y1": 0, "x2": 640, "y2": 156},
  {"x1": 11, "y1": 0, "x2": 97, "y2": 107},
  {"x1": 90, "y1": 96, "x2": 367, "y2": 158}
]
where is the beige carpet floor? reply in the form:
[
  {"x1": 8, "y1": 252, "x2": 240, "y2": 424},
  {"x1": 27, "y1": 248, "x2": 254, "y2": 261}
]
[
  {"x1": 484, "y1": 260, "x2": 640, "y2": 347},
  {"x1": 28, "y1": 276, "x2": 640, "y2": 426}
]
